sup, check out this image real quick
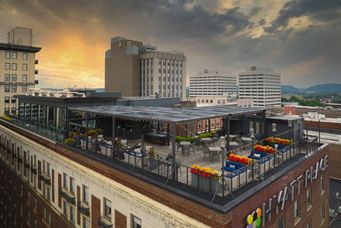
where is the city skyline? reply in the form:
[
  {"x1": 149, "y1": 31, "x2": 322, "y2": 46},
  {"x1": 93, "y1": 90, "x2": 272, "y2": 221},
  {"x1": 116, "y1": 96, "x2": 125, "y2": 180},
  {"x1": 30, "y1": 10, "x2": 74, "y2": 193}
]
[{"x1": 0, "y1": 0, "x2": 340, "y2": 88}]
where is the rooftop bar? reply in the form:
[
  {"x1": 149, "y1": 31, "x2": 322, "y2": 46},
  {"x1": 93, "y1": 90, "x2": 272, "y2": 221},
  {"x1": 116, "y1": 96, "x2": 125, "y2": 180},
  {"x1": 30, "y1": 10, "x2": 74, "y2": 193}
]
[{"x1": 1, "y1": 92, "x2": 322, "y2": 205}]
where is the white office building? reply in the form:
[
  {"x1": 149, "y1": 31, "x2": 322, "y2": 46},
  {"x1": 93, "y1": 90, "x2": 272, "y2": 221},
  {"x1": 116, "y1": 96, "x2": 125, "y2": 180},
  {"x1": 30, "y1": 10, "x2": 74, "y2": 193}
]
[
  {"x1": 238, "y1": 66, "x2": 281, "y2": 107},
  {"x1": 189, "y1": 70, "x2": 236, "y2": 97},
  {"x1": 139, "y1": 47, "x2": 186, "y2": 99}
]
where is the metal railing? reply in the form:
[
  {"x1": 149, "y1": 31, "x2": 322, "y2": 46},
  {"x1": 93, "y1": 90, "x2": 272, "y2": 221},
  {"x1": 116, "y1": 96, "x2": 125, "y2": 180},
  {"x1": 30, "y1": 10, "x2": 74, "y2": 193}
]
[{"x1": 3, "y1": 118, "x2": 322, "y2": 200}]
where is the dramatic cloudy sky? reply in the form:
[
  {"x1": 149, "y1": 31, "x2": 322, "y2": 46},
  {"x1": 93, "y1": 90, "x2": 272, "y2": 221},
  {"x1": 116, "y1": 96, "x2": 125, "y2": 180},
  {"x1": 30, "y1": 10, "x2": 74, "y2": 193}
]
[{"x1": 0, "y1": 0, "x2": 340, "y2": 88}]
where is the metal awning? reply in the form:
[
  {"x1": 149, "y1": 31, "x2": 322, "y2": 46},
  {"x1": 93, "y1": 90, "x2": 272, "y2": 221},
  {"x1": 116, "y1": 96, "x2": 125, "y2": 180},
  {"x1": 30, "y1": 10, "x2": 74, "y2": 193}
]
[{"x1": 69, "y1": 105, "x2": 266, "y2": 123}]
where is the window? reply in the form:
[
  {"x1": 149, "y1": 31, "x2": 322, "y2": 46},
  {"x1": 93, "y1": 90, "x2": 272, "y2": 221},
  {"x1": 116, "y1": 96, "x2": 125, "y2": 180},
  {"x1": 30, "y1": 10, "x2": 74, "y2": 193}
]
[
  {"x1": 11, "y1": 74, "x2": 17, "y2": 81},
  {"x1": 22, "y1": 74, "x2": 27, "y2": 82},
  {"x1": 12, "y1": 52, "x2": 17, "y2": 59},
  {"x1": 4, "y1": 96, "x2": 10, "y2": 103},
  {"x1": 5, "y1": 74, "x2": 10, "y2": 81},
  {"x1": 70, "y1": 177, "x2": 75, "y2": 194},
  {"x1": 80, "y1": 216, "x2": 89, "y2": 228},
  {"x1": 12, "y1": 63, "x2": 17, "y2": 70},
  {"x1": 306, "y1": 221, "x2": 312, "y2": 228},
  {"x1": 5, "y1": 63, "x2": 10, "y2": 70},
  {"x1": 131, "y1": 215, "x2": 142, "y2": 228},
  {"x1": 32, "y1": 198, "x2": 37, "y2": 212},
  {"x1": 306, "y1": 187, "x2": 312, "y2": 209},
  {"x1": 11, "y1": 85, "x2": 17, "y2": 92},
  {"x1": 82, "y1": 185, "x2": 89, "y2": 204},
  {"x1": 43, "y1": 208, "x2": 51, "y2": 225},
  {"x1": 27, "y1": 192, "x2": 31, "y2": 205},
  {"x1": 293, "y1": 199, "x2": 300, "y2": 219},
  {"x1": 70, "y1": 206, "x2": 75, "y2": 224},
  {"x1": 5, "y1": 51, "x2": 11, "y2": 59},
  {"x1": 23, "y1": 53, "x2": 28, "y2": 60},
  {"x1": 63, "y1": 173, "x2": 68, "y2": 189},
  {"x1": 63, "y1": 200, "x2": 68, "y2": 217},
  {"x1": 22, "y1": 64, "x2": 28, "y2": 71},
  {"x1": 104, "y1": 198, "x2": 112, "y2": 220},
  {"x1": 27, "y1": 212, "x2": 31, "y2": 225},
  {"x1": 22, "y1": 85, "x2": 27, "y2": 93}
]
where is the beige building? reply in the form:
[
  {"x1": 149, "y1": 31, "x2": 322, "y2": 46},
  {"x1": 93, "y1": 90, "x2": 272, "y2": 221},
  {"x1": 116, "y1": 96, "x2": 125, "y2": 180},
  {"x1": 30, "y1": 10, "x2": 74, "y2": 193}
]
[
  {"x1": 0, "y1": 27, "x2": 40, "y2": 116},
  {"x1": 105, "y1": 37, "x2": 186, "y2": 99},
  {"x1": 105, "y1": 37, "x2": 143, "y2": 97}
]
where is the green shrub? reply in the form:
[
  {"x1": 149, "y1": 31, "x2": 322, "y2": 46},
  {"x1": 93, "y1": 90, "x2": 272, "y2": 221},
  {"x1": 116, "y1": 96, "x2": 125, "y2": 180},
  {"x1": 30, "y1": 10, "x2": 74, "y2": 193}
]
[
  {"x1": 176, "y1": 136, "x2": 194, "y2": 143},
  {"x1": 198, "y1": 132, "x2": 213, "y2": 138},
  {"x1": 64, "y1": 138, "x2": 75, "y2": 145},
  {"x1": 0, "y1": 115, "x2": 11, "y2": 121}
]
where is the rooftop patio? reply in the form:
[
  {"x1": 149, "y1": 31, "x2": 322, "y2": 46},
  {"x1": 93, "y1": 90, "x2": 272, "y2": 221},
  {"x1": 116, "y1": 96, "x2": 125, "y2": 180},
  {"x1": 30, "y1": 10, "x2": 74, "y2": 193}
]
[{"x1": 5, "y1": 100, "x2": 319, "y2": 203}]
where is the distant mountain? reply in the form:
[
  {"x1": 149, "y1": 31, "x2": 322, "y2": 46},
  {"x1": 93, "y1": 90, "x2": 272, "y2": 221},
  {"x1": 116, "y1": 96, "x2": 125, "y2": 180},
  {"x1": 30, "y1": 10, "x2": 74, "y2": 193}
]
[
  {"x1": 281, "y1": 85, "x2": 301, "y2": 94},
  {"x1": 304, "y1": 83, "x2": 341, "y2": 93}
]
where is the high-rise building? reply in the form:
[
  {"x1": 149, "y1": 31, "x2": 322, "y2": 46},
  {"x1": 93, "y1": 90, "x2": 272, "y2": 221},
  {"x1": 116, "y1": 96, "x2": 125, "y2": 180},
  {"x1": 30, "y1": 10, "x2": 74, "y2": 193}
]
[
  {"x1": 105, "y1": 37, "x2": 143, "y2": 97},
  {"x1": 189, "y1": 69, "x2": 237, "y2": 97},
  {"x1": 139, "y1": 47, "x2": 186, "y2": 98},
  {"x1": 238, "y1": 66, "x2": 281, "y2": 107},
  {"x1": 0, "y1": 27, "x2": 40, "y2": 116},
  {"x1": 105, "y1": 37, "x2": 186, "y2": 99}
]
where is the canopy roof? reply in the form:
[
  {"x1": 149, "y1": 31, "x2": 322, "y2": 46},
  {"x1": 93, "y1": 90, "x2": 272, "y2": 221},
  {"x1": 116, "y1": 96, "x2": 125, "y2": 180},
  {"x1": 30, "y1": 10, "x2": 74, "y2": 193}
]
[{"x1": 70, "y1": 105, "x2": 266, "y2": 123}]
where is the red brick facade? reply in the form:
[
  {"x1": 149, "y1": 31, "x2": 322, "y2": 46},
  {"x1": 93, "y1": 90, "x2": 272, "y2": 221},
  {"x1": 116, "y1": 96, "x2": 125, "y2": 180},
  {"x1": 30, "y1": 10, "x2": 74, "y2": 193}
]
[
  {"x1": 0, "y1": 121, "x2": 332, "y2": 227},
  {"x1": 0, "y1": 153, "x2": 72, "y2": 228},
  {"x1": 231, "y1": 148, "x2": 329, "y2": 228}
]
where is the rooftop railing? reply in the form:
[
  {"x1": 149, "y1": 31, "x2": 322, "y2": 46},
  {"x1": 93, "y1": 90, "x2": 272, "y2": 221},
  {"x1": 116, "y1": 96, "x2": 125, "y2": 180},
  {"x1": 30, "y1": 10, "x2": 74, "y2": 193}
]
[{"x1": 2, "y1": 115, "x2": 321, "y2": 203}]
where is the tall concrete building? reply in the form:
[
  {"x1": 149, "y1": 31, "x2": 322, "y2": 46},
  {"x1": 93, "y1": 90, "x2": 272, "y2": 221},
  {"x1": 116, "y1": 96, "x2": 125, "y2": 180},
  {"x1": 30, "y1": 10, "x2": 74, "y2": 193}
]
[
  {"x1": 0, "y1": 27, "x2": 40, "y2": 116},
  {"x1": 105, "y1": 37, "x2": 186, "y2": 99},
  {"x1": 105, "y1": 37, "x2": 143, "y2": 97},
  {"x1": 238, "y1": 66, "x2": 281, "y2": 107},
  {"x1": 189, "y1": 69, "x2": 237, "y2": 97}
]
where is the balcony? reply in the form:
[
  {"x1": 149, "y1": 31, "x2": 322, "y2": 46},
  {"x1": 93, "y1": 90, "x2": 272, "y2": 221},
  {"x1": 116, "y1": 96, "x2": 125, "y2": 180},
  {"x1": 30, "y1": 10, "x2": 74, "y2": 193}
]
[
  {"x1": 78, "y1": 201, "x2": 90, "y2": 216},
  {"x1": 40, "y1": 173, "x2": 51, "y2": 185},
  {"x1": 31, "y1": 165, "x2": 37, "y2": 174},
  {"x1": 60, "y1": 188, "x2": 76, "y2": 204},
  {"x1": 99, "y1": 216, "x2": 112, "y2": 228}
]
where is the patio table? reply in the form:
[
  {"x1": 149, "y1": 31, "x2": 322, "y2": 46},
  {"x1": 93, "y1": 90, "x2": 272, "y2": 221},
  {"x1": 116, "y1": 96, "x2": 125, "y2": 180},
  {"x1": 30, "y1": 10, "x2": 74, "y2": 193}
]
[{"x1": 208, "y1": 146, "x2": 222, "y2": 160}]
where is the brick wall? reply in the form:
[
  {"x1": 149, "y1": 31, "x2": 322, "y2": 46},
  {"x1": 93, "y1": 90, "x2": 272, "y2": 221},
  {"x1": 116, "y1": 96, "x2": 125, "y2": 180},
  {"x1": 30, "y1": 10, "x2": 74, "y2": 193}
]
[
  {"x1": 305, "y1": 120, "x2": 341, "y2": 132},
  {"x1": 231, "y1": 147, "x2": 329, "y2": 228},
  {"x1": 91, "y1": 195, "x2": 100, "y2": 228},
  {"x1": 0, "y1": 152, "x2": 72, "y2": 228},
  {"x1": 115, "y1": 209, "x2": 127, "y2": 227},
  {"x1": 326, "y1": 143, "x2": 341, "y2": 179}
]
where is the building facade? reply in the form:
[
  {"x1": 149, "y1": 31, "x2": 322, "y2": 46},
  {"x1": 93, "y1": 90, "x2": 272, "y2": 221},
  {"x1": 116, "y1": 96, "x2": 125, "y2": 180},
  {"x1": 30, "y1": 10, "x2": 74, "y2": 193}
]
[
  {"x1": 238, "y1": 66, "x2": 281, "y2": 107},
  {"x1": 189, "y1": 70, "x2": 236, "y2": 97},
  {"x1": 139, "y1": 49, "x2": 186, "y2": 98},
  {"x1": 105, "y1": 37, "x2": 143, "y2": 97},
  {"x1": 0, "y1": 27, "x2": 40, "y2": 116},
  {"x1": 105, "y1": 37, "x2": 186, "y2": 99}
]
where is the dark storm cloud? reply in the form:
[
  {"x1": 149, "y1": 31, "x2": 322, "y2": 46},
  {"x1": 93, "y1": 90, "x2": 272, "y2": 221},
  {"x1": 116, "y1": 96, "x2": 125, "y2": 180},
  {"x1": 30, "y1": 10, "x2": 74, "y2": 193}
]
[
  {"x1": 267, "y1": 0, "x2": 341, "y2": 32},
  {"x1": 1, "y1": 0, "x2": 340, "y2": 87}
]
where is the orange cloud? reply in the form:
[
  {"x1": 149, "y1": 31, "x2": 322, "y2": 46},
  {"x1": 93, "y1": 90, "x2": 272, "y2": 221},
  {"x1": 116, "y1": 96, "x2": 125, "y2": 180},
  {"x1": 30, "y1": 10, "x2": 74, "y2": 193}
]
[{"x1": 37, "y1": 29, "x2": 106, "y2": 88}]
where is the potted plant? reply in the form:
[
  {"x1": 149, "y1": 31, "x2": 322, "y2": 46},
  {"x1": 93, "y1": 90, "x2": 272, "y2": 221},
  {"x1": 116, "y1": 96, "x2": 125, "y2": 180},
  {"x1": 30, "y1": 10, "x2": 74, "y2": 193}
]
[{"x1": 64, "y1": 138, "x2": 76, "y2": 146}]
